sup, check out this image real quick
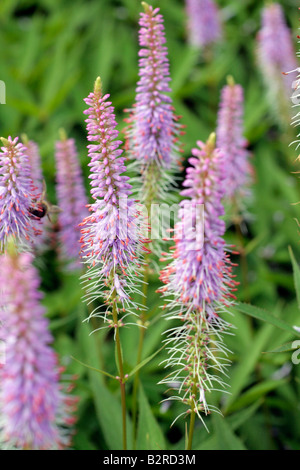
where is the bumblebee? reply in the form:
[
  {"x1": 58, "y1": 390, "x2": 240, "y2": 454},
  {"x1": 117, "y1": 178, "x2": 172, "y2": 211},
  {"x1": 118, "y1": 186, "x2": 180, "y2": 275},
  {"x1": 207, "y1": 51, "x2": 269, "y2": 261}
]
[{"x1": 28, "y1": 180, "x2": 61, "y2": 221}]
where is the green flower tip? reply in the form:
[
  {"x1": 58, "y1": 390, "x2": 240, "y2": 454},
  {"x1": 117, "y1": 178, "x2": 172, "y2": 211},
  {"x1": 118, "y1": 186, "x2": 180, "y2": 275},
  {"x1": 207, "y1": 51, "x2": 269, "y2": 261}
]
[
  {"x1": 94, "y1": 76, "x2": 102, "y2": 95},
  {"x1": 141, "y1": 2, "x2": 150, "y2": 13},
  {"x1": 226, "y1": 75, "x2": 235, "y2": 87},
  {"x1": 0, "y1": 137, "x2": 10, "y2": 147},
  {"x1": 207, "y1": 132, "x2": 216, "y2": 149},
  {"x1": 6, "y1": 236, "x2": 18, "y2": 258},
  {"x1": 59, "y1": 128, "x2": 67, "y2": 142},
  {"x1": 21, "y1": 133, "x2": 29, "y2": 145}
]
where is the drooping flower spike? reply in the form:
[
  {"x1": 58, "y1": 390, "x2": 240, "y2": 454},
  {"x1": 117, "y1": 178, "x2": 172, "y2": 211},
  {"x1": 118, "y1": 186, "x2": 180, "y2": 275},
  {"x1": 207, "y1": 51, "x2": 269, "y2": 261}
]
[
  {"x1": 216, "y1": 76, "x2": 251, "y2": 210},
  {"x1": 124, "y1": 2, "x2": 183, "y2": 210},
  {"x1": 257, "y1": 2, "x2": 297, "y2": 126},
  {"x1": 0, "y1": 242, "x2": 77, "y2": 450},
  {"x1": 158, "y1": 134, "x2": 238, "y2": 425},
  {"x1": 185, "y1": 0, "x2": 222, "y2": 49},
  {"x1": 0, "y1": 136, "x2": 42, "y2": 252},
  {"x1": 80, "y1": 77, "x2": 148, "y2": 324},
  {"x1": 54, "y1": 129, "x2": 88, "y2": 269}
]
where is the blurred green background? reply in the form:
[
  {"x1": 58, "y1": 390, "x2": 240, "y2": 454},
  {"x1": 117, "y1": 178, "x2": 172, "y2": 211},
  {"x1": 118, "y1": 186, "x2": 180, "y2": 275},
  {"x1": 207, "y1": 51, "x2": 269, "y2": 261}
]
[{"x1": 1, "y1": 0, "x2": 300, "y2": 450}]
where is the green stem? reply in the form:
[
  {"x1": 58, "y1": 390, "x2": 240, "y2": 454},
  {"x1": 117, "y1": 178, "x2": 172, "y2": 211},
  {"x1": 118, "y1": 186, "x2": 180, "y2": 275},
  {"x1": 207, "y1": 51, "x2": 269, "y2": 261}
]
[
  {"x1": 112, "y1": 294, "x2": 127, "y2": 450},
  {"x1": 186, "y1": 408, "x2": 196, "y2": 450},
  {"x1": 234, "y1": 220, "x2": 250, "y2": 304},
  {"x1": 131, "y1": 254, "x2": 150, "y2": 449}
]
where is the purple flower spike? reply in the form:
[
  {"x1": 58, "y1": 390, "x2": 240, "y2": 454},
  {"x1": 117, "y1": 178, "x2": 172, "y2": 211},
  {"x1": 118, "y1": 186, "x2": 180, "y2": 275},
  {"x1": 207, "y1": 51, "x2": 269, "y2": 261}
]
[
  {"x1": 0, "y1": 136, "x2": 41, "y2": 251},
  {"x1": 55, "y1": 131, "x2": 88, "y2": 269},
  {"x1": 257, "y1": 3, "x2": 297, "y2": 125},
  {"x1": 22, "y1": 135, "x2": 44, "y2": 196},
  {"x1": 185, "y1": 0, "x2": 222, "y2": 48},
  {"x1": 216, "y1": 78, "x2": 251, "y2": 204},
  {"x1": 80, "y1": 77, "x2": 147, "y2": 320},
  {"x1": 0, "y1": 245, "x2": 77, "y2": 449},
  {"x1": 125, "y1": 2, "x2": 181, "y2": 170},
  {"x1": 158, "y1": 134, "x2": 238, "y2": 424}
]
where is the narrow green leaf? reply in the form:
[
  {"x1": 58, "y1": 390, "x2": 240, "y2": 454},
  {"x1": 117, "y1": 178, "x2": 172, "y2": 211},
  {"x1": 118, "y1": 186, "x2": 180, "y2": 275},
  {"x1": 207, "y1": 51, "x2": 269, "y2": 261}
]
[
  {"x1": 235, "y1": 302, "x2": 300, "y2": 337},
  {"x1": 71, "y1": 355, "x2": 117, "y2": 381},
  {"x1": 226, "y1": 379, "x2": 287, "y2": 414},
  {"x1": 262, "y1": 341, "x2": 298, "y2": 354},
  {"x1": 127, "y1": 346, "x2": 164, "y2": 379}
]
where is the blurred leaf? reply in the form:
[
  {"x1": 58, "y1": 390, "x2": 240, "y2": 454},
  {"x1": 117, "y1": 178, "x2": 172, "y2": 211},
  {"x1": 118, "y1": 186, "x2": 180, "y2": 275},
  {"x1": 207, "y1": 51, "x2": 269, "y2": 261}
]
[
  {"x1": 223, "y1": 319, "x2": 274, "y2": 413},
  {"x1": 136, "y1": 384, "x2": 166, "y2": 450},
  {"x1": 289, "y1": 246, "x2": 300, "y2": 310},
  {"x1": 211, "y1": 414, "x2": 247, "y2": 450}
]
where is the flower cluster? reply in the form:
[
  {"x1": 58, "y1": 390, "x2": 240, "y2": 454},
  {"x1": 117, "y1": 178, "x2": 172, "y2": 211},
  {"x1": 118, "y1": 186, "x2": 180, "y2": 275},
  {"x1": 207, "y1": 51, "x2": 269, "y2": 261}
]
[
  {"x1": 0, "y1": 247, "x2": 77, "y2": 449},
  {"x1": 0, "y1": 136, "x2": 41, "y2": 252},
  {"x1": 257, "y1": 3, "x2": 297, "y2": 126},
  {"x1": 216, "y1": 78, "x2": 251, "y2": 208},
  {"x1": 80, "y1": 77, "x2": 147, "y2": 322},
  {"x1": 55, "y1": 131, "x2": 88, "y2": 268},
  {"x1": 185, "y1": 0, "x2": 222, "y2": 49},
  {"x1": 159, "y1": 134, "x2": 238, "y2": 423}
]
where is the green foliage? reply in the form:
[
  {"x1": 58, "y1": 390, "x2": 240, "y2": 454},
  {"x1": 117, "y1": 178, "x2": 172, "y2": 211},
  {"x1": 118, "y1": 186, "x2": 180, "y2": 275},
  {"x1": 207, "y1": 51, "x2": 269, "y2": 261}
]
[{"x1": 1, "y1": 0, "x2": 300, "y2": 451}]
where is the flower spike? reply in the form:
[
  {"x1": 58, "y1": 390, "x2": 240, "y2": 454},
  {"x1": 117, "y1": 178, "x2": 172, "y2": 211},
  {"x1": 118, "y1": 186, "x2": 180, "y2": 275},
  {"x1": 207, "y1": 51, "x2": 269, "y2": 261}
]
[
  {"x1": 158, "y1": 134, "x2": 238, "y2": 425},
  {"x1": 80, "y1": 77, "x2": 147, "y2": 324}
]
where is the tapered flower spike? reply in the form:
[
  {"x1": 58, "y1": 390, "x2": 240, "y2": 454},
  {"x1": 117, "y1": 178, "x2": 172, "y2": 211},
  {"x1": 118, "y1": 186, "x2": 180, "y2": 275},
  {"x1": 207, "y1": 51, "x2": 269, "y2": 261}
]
[
  {"x1": 257, "y1": 2, "x2": 297, "y2": 127},
  {"x1": 0, "y1": 136, "x2": 42, "y2": 252},
  {"x1": 0, "y1": 241, "x2": 78, "y2": 450},
  {"x1": 158, "y1": 134, "x2": 238, "y2": 425},
  {"x1": 54, "y1": 129, "x2": 88, "y2": 269},
  {"x1": 185, "y1": 0, "x2": 222, "y2": 49},
  {"x1": 216, "y1": 76, "x2": 252, "y2": 210},
  {"x1": 124, "y1": 2, "x2": 183, "y2": 211},
  {"x1": 80, "y1": 77, "x2": 147, "y2": 325}
]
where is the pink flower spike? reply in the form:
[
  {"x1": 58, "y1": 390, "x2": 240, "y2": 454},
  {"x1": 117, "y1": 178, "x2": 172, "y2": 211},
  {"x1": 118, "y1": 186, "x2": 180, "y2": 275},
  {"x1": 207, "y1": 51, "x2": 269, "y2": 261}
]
[
  {"x1": 257, "y1": 2, "x2": 297, "y2": 126},
  {"x1": 185, "y1": 0, "x2": 222, "y2": 48},
  {"x1": 0, "y1": 244, "x2": 77, "y2": 449},
  {"x1": 54, "y1": 130, "x2": 88, "y2": 269},
  {"x1": 216, "y1": 77, "x2": 252, "y2": 207},
  {"x1": 80, "y1": 77, "x2": 146, "y2": 321}
]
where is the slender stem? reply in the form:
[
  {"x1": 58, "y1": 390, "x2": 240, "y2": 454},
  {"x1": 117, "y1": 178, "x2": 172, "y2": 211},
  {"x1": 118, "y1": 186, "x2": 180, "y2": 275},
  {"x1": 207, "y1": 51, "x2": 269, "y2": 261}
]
[
  {"x1": 234, "y1": 220, "x2": 250, "y2": 303},
  {"x1": 112, "y1": 294, "x2": 127, "y2": 450},
  {"x1": 131, "y1": 254, "x2": 150, "y2": 449},
  {"x1": 186, "y1": 408, "x2": 196, "y2": 450}
]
